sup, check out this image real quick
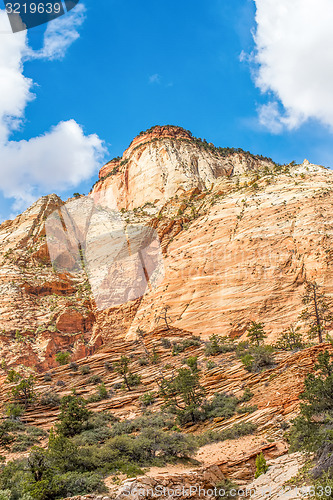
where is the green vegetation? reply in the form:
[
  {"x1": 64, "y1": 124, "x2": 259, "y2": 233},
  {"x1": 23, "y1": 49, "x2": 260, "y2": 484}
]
[
  {"x1": 55, "y1": 352, "x2": 70, "y2": 366},
  {"x1": 215, "y1": 478, "x2": 240, "y2": 499},
  {"x1": 56, "y1": 394, "x2": 91, "y2": 437},
  {"x1": 205, "y1": 334, "x2": 236, "y2": 356},
  {"x1": 114, "y1": 356, "x2": 141, "y2": 391},
  {"x1": 172, "y1": 336, "x2": 201, "y2": 355},
  {"x1": 300, "y1": 281, "x2": 333, "y2": 343},
  {"x1": 239, "y1": 344, "x2": 275, "y2": 373},
  {"x1": 275, "y1": 325, "x2": 306, "y2": 351},
  {"x1": 9, "y1": 373, "x2": 36, "y2": 410},
  {"x1": 159, "y1": 366, "x2": 206, "y2": 424},
  {"x1": 255, "y1": 452, "x2": 268, "y2": 478},
  {"x1": 246, "y1": 321, "x2": 267, "y2": 346}
]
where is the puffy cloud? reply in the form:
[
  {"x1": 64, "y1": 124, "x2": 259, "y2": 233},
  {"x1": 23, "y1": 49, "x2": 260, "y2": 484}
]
[
  {"x1": 0, "y1": 7, "x2": 105, "y2": 215},
  {"x1": 0, "y1": 12, "x2": 32, "y2": 141},
  {"x1": 1, "y1": 120, "x2": 105, "y2": 210},
  {"x1": 253, "y1": 0, "x2": 333, "y2": 131}
]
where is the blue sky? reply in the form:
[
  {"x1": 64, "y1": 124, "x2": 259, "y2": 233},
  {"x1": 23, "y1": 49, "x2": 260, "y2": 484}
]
[{"x1": 0, "y1": 0, "x2": 332, "y2": 220}]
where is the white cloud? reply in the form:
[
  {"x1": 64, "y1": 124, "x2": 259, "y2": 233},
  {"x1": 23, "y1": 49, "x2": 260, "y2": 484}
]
[
  {"x1": 0, "y1": 8, "x2": 105, "y2": 216},
  {"x1": 253, "y1": 0, "x2": 333, "y2": 132},
  {"x1": 149, "y1": 73, "x2": 161, "y2": 84},
  {"x1": 0, "y1": 15, "x2": 32, "y2": 141},
  {"x1": 1, "y1": 120, "x2": 105, "y2": 210},
  {"x1": 25, "y1": 3, "x2": 86, "y2": 61}
]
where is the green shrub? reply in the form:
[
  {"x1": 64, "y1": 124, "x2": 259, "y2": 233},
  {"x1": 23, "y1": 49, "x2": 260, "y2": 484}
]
[
  {"x1": 215, "y1": 479, "x2": 240, "y2": 499},
  {"x1": 138, "y1": 357, "x2": 149, "y2": 366},
  {"x1": 69, "y1": 362, "x2": 78, "y2": 372},
  {"x1": 275, "y1": 325, "x2": 306, "y2": 351},
  {"x1": 172, "y1": 337, "x2": 201, "y2": 355},
  {"x1": 255, "y1": 452, "x2": 268, "y2": 478},
  {"x1": 88, "y1": 375, "x2": 102, "y2": 385},
  {"x1": 26, "y1": 426, "x2": 48, "y2": 438},
  {"x1": 40, "y1": 392, "x2": 61, "y2": 407},
  {"x1": 0, "y1": 490, "x2": 11, "y2": 500},
  {"x1": 238, "y1": 387, "x2": 254, "y2": 402},
  {"x1": 202, "y1": 392, "x2": 238, "y2": 420},
  {"x1": 139, "y1": 392, "x2": 156, "y2": 407},
  {"x1": 205, "y1": 335, "x2": 236, "y2": 356},
  {"x1": 236, "y1": 405, "x2": 257, "y2": 414},
  {"x1": 5, "y1": 403, "x2": 24, "y2": 419},
  {"x1": 97, "y1": 383, "x2": 108, "y2": 399},
  {"x1": 126, "y1": 373, "x2": 141, "y2": 387},
  {"x1": 104, "y1": 361, "x2": 113, "y2": 371},
  {"x1": 80, "y1": 365, "x2": 91, "y2": 375},
  {"x1": 206, "y1": 360, "x2": 216, "y2": 370},
  {"x1": 240, "y1": 345, "x2": 275, "y2": 372},
  {"x1": 55, "y1": 351, "x2": 71, "y2": 366},
  {"x1": 56, "y1": 394, "x2": 91, "y2": 437},
  {"x1": 43, "y1": 373, "x2": 52, "y2": 382},
  {"x1": 161, "y1": 338, "x2": 172, "y2": 349}
]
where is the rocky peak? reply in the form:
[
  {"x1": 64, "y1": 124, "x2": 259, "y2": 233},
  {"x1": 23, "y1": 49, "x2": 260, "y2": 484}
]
[{"x1": 91, "y1": 125, "x2": 276, "y2": 210}]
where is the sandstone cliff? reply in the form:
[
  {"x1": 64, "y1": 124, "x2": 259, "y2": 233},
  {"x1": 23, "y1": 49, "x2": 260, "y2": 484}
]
[{"x1": 0, "y1": 125, "x2": 332, "y2": 498}]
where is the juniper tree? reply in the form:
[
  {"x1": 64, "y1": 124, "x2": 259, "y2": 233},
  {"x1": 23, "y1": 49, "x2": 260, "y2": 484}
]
[
  {"x1": 158, "y1": 367, "x2": 206, "y2": 424},
  {"x1": 300, "y1": 281, "x2": 333, "y2": 344},
  {"x1": 11, "y1": 374, "x2": 36, "y2": 410},
  {"x1": 246, "y1": 321, "x2": 267, "y2": 346},
  {"x1": 276, "y1": 324, "x2": 305, "y2": 351}
]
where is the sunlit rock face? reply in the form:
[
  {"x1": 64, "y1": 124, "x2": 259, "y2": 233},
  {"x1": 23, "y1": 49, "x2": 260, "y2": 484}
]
[{"x1": 90, "y1": 125, "x2": 274, "y2": 210}]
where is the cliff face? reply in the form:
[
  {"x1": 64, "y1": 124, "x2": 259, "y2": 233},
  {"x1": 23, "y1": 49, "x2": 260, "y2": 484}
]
[
  {"x1": 1, "y1": 125, "x2": 333, "y2": 496},
  {"x1": 0, "y1": 195, "x2": 97, "y2": 371},
  {"x1": 91, "y1": 125, "x2": 274, "y2": 210},
  {"x1": 1, "y1": 127, "x2": 333, "y2": 368}
]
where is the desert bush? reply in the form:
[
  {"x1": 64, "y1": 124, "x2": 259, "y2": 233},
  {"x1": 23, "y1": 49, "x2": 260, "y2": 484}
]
[
  {"x1": 205, "y1": 335, "x2": 236, "y2": 356},
  {"x1": 126, "y1": 373, "x2": 141, "y2": 387},
  {"x1": 240, "y1": 345, "x2": 275, "y2": 373},
  {"x1": 40, "y1": 392, "x2": 61, "y2": 407},
  {"x1": 161, "y1": 338, "x2": 172, "y2": 349},
  {"x1": 55, "y1": 351, "x2": 71, "y2": 366},
  {"x1": 87, "y1": 375, "x2": 102, "y2": 385},
  {"x1": 69, "y1": 362, "x2": 78, "y2": 372},
  {"x1": 215, "y1": 479, "x2": 240, "y2": 499},
  {"x1": 202, "y1": 392, "x2": 239, "y2": 420},
  {"x1": 138, "y1": 357, "x2": 149, "y2": 366},
  {"x1": 5, "y1": 403, "x2": 24, "y2": 419},
  {"x1": 238, "y1": 387, "x2": 254, "y2": 402},
  {"x1": 56, "y1": 380, "x2": 65, "y2": 387},
  {"x1": 236, "y1": 405, "x2": 257, "y2": 414},
  {"x1": 172, "y1": 337, "x2": 201, "y2": 355},
  {"x1": 80, "y1": 365, "x2": 91, "y2": 375},
  {"x1": 104, "y1": 361, "x2": 113, "y2": 371},
  {"x1": 139, "y1": 392, "x2": 156, "y2": 407},
  {"x1": 43, "y1": 373, "x2": 52, "y2": 382}
]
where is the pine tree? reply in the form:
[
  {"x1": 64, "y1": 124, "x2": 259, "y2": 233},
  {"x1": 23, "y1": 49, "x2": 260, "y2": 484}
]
[
  {"x1": 56, "y1": 394, "x2": 91, "y2": 437},
  {"x1": 247, "y1": 321, "x2": 267, "y2": 346},
  {"x1": 289, "y1": 350, "x2": 333, "y2": 478},
  {"x1": 159, "y1": 367, "x2": 206, "y2": 424},
  {"x1": 300, "y1": 281, "x2": 333, "y2": 343}
]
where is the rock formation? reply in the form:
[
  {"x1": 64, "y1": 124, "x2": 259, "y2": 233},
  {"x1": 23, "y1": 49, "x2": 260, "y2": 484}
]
[{"x1": 0, "y1": 125, "x2": 332, "y2": 498}]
